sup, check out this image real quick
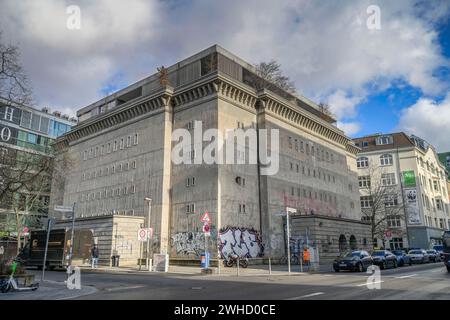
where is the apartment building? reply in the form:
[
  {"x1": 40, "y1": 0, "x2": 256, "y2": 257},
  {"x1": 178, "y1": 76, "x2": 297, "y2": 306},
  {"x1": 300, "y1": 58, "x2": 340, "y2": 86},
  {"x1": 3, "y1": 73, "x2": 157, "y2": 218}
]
[{"x1": 353, "y1": 133, "x2": 450, "y2": 249}]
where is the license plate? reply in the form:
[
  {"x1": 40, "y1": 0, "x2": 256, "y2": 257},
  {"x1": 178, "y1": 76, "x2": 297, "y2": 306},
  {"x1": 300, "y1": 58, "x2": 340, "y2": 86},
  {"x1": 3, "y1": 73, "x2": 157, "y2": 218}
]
[{"x1": 340, "y1": 263, "x2": 346, "y2": 266}]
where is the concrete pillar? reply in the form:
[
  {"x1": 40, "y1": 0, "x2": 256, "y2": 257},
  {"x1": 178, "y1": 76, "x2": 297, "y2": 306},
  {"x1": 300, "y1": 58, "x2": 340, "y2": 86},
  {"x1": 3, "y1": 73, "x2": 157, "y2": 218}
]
[{"x1": 159, "y1": 91, "x2": 174, "y2": 254}]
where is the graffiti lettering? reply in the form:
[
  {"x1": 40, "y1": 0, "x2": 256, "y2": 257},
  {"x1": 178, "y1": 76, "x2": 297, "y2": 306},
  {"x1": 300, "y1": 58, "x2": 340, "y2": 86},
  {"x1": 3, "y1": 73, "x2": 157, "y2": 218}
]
[
  {"x1": 218, "y1": 227, "x2": 264, "y2": 258},
  {"x1": 171, "y1": 232, "x2": 204, "y2": 256}
]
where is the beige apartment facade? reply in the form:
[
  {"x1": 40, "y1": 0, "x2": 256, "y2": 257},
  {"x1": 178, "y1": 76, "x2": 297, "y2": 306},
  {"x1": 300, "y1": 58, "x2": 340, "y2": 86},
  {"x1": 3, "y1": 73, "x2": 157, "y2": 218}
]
[
  {"x1": 50, "y1": 45, "x2": 370, "y2": 265},
  {"x1": 353, "y1": 133, "x2": 450, "y2": 250}
]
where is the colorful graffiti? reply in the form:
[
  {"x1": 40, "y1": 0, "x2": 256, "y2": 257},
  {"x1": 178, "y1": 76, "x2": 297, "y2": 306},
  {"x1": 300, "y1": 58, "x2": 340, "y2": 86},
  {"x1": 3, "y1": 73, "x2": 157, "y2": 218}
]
[
  {"x1": 218, "y1": 226, "x2": 264, "y2": 258},
  {"x1": 171, "y1": 232, "x2": 204, "y2": 256}
]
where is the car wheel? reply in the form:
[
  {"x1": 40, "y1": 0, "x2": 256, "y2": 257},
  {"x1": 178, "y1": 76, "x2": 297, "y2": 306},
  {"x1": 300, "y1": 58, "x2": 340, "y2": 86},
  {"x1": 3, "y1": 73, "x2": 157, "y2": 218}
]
[
  {"x1": 409, "y1": 260, "x2": 412, "y2": 266},
  {"x1": 399, "y1": 259, "x2": 404, "y2": 267},
  {"x1": 334, "y1": 268, "x2": 340, "y2": 272},
  {"x1": 393, "y1": 260, "x2": 397, "y2": 268},
  {"x1": 380, "y1": 262, "x2": 385, "y2": 270},
  {"x1": 357, "y1": 263, "x2": 363, "y2": 272},
  {"x1": 447, "y1": 266, "x2": 450, "y2": 273}
]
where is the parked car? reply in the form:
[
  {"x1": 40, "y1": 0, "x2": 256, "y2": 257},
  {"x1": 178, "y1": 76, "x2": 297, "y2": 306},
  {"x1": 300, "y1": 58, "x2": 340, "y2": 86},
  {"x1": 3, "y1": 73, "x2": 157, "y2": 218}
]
[
  {"x1": 433, "y1": 245, "x2": 444, "y2": 260},
  {"x1": 426, "y1": 249, "x2": 441, "y2": 262},
  {"x1": 371, "y1": 250, "x2": 397, "y2": 269},
  {"x1": 443, "y1": 231, "x2": 450, "y2": 273},
  {"x1": 392, "y1": 249, "x2": 412, "y2": 266},
  {"x1": 408, "y1": 249, "x2": 430, "y2": 264},
  {"x1": 333, "y1": 251, "x2": 373, "y2": 272}
]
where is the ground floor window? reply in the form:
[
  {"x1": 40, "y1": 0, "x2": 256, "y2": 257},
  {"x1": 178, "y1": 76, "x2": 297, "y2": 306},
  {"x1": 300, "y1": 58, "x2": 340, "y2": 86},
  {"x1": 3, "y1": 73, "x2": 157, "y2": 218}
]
[{"x1": 389, "y1": 237, "x2": 403, "y2": 250}]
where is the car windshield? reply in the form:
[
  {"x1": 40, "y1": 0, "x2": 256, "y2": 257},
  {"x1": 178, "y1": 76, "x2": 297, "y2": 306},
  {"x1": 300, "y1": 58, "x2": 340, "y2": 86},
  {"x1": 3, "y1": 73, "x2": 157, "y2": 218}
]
[
  {"x1": 372, "y1": 251, "x2": 385, "y2": 256},
  {"x1": 409, "y1": 250, "x2": 422, "y2": 254},
  {"x1": 344, "y1": 252, "x2": 360, "y2": 258},
  {"x1": 392, "y1": 250, "x2": 403, "y2": 255},
  {"x1": 426, "y1": 250, "x2": 435, "y2": 253},
  {"x1": 433, "y1": 245, "x2": 443, "y2": 251}
]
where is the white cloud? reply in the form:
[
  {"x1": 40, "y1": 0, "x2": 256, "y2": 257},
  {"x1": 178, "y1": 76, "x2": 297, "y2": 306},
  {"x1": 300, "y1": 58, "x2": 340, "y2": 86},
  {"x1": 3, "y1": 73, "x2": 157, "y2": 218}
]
[
  {"x1": 337, "y1": 121, "x2": 361, "y2": 136},
  {"x1": 398, "y1": 94, "x2": 450, "y2": 151},
  {"x1": 326, "y1": 90, "x2": 365, "y2": 119},
  {"x1": 0, "y1": 0, "x2": 449, "y2": 122}
]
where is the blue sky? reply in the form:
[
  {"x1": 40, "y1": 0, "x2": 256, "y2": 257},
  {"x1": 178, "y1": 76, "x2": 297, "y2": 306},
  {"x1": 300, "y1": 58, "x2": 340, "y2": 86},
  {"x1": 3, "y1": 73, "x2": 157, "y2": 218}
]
[{"x1": 1, "y1": 0, "x2": 449, "y2": 149}]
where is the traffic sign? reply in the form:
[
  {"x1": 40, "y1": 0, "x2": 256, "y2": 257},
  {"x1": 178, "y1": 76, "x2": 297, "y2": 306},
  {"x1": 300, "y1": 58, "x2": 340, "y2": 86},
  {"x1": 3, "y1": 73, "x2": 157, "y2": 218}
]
[
  {"x1": 286, "y1": 207, "x2": 297, "y2": 214},
  {"x1": 202, "y1": 223, "x2": 210, "y2": 236},
  {"x1": 54, "y1": 205, "x2": 73, "y2": 212},
  {"x1": 138, "y1": 228, "x2": 153, "y2": 241},
  {"x1": 138, "y1": 228, "x2": 148, "y2": 241},
  {"x1": 200, "y1": 212, "x2": 210, "y2": 223}
]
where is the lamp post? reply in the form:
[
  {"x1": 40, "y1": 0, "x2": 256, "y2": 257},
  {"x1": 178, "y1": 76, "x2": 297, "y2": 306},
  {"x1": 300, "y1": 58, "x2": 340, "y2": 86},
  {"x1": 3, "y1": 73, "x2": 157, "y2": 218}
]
[{"x1": 144, "y1": 197, "x2": 152, "y2": 271}]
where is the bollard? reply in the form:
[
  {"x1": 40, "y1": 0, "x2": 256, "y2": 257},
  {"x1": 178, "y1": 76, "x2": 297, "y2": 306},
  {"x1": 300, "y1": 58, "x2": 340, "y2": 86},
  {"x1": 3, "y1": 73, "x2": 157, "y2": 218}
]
[
  {"x1": 218, "y1": 259, "x2": 221, "y2": 274},
  {"x1": 269, "y1": 257, "x2": 272, "y2": 275}
]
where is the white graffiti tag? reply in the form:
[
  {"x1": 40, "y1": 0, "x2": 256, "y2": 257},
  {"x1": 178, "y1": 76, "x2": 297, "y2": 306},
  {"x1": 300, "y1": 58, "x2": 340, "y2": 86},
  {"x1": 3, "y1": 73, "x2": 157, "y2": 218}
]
[{"x1": 219, "y1": 227, "x2": 263, "y2": 258}]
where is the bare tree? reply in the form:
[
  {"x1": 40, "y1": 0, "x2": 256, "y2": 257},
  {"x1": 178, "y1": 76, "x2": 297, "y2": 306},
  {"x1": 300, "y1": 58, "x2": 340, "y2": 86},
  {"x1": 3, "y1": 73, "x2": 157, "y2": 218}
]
[
  {"x1": 254, "y1": 60, "x2": 296, "y2": 94},
  {"x1": 0, "y1": 31, "x2": 32, "y2": 106},
  {"x1": 0, "y1": 148, "x2": 52, "y2": 253},
  {"x1": 359, "y1": 165, "x2": 406, "y2": 249},
  {"x1": 318, "y1": 102, "x2": 335, "y2": 117}
]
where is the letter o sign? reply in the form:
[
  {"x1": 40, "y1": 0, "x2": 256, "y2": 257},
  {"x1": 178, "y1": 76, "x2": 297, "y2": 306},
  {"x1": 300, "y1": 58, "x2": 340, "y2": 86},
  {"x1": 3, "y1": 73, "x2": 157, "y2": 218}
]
[{"x1": 0, "y1": 127, "x2": 11, "y2": 142}]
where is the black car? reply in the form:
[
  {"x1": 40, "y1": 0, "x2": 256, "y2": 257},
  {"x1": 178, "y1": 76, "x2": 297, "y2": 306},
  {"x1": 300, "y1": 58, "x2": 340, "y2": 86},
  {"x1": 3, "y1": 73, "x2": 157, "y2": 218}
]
[
  {"x1": 371, "y1": 250, "x2": 397, "y2": 269},
  {"x1": 426, "y1": 250, "x2": 441, "y2": 262},
  {"x1": 333, "y1": 251, "x2": 373, "y2": 272}
]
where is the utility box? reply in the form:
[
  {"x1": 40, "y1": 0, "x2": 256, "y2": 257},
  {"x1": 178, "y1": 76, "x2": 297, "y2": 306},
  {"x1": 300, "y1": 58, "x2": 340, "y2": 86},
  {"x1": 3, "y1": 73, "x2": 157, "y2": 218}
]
[{"x1": 153, "y1": 253, "x2": 169, "y2": 272}]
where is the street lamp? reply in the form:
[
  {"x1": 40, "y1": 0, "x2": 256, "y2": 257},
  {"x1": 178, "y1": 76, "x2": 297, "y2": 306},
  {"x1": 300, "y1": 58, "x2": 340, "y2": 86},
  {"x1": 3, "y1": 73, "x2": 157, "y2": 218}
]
[{"x1": 144, "y1": 197, "x2": 152, "y2": 271}]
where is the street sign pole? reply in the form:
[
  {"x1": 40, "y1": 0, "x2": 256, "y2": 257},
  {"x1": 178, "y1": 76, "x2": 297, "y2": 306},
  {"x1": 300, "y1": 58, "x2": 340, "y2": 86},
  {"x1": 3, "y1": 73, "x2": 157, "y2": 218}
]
[
  {"x1": 145, "y1": 198, "x2": 152, "y2": 271},
  {"x1": 41, "y1": 218, "x2": 53, "y2": 282},
  {"x1": 68, "y1": 202, "x2": 76, "y2": 269},
  {"x1": 286, "y1": 209, "x2": 291, "y2": 274},
  {"x1": 285, "y1": 207, "x2": 297, "y2": 275}
]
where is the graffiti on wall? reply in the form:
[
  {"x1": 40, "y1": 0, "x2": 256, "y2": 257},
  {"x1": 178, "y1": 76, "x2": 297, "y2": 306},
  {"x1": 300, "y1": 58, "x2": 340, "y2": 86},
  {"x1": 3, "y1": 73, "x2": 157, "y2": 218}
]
[
  {"x1": 171, "y1": 232, "x2": 204, "y2": 256},
  {"x1": 218, "y1": 226, "x2": 264, "y2": 258}
]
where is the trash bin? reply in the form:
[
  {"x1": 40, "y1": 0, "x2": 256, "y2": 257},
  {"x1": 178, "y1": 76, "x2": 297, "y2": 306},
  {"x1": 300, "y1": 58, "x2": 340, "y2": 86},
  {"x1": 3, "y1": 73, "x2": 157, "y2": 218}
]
[
  {"x1": 200, "y1": 252, "x2": 209, "y2": 269},
  {"x1": 112, "y1": 255, "x2": 120, "y2": 267}
]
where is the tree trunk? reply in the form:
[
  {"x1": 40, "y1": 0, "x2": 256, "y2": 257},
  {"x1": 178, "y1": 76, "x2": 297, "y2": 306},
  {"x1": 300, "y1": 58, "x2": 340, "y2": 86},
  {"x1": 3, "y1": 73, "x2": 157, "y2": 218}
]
[{"x1": 15, "y1": 208, "x2": 21, "y2": 255}]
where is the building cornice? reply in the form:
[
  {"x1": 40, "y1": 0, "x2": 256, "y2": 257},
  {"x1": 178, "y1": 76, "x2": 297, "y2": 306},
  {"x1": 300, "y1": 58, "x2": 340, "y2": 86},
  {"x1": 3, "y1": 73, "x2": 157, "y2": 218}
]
[
  {"x1": 346, "y1": 143, "x2": 361, "y2": 155},
  {"x1": 55, "y1": 73, "x2": 353, "y2": 150},
  {"x1": 257, "y1": 89, "x2": 349, "y2": 148},
  {"x1": 54, "y1": 86, "x2": 174, "y2": 150}
]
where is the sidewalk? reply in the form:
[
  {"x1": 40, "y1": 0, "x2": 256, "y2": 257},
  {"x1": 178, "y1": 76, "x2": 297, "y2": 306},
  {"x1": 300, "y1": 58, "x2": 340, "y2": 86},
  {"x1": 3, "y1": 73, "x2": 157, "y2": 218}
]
[
  {"x1": 0, "y1": 280, "x2": 97, "y2": 300},
  {"x1": 79, "y1": 263, "x2": 329, "y2": 276}
]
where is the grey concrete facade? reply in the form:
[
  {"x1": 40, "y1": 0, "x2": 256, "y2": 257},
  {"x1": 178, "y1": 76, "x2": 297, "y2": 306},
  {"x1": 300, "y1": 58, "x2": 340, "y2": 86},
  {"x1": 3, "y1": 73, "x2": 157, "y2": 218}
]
[
  {"x1": 55, "y1": 215, "x2": 144, "y2": 266},
  {"x1": 50, "y1": 45, "x2": 368, "y2": 264},
  {"x1": 290, "y1": 215, "x2": 372, "y2": 263}
]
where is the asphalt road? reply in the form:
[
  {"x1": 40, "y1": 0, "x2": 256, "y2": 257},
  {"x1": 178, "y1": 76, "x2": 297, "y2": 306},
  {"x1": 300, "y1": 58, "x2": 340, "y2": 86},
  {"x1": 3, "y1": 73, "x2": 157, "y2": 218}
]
[{"x1": 24, "y1": 261, "x2": 450, "y2": 300}]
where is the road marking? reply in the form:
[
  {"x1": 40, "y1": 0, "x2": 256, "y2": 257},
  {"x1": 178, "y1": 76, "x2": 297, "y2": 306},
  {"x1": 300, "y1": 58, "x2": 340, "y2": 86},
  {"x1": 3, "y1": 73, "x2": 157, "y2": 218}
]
[
  {"x1": 286, "y1": 292, "x2": 325, "y2": 300},
  {"x1": 395, "y1": 274, "x2": 418, "y2": 279},
  {"x1": 105, "y1": 285, "x2": 145, "y2": 292},
  {"x1": 431, "y1": 269, "x2": 443, "y2": 273},
  {"x1": 356, "y1": 280, "x2": 384, "y2": 287}
]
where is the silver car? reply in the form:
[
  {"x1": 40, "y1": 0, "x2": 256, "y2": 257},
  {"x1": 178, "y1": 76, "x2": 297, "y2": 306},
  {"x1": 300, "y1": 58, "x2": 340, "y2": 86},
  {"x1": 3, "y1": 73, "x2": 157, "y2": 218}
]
[{"x1": 408, "y1": 249, "x2": 430, "y2": 264}]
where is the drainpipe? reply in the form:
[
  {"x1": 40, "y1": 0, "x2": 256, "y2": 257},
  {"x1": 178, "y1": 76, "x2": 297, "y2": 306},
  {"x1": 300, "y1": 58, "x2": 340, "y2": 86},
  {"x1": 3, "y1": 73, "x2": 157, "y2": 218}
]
[{"x1": 256, "y1": 100, "x2": 264, "y2": 246}]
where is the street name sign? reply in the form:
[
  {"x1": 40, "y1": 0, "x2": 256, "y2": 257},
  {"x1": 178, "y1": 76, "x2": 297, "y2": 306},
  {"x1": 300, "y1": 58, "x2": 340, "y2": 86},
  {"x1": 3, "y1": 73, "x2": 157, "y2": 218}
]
[{"x1": 54, "y1": 205, "x2": 73, "y2": 212}]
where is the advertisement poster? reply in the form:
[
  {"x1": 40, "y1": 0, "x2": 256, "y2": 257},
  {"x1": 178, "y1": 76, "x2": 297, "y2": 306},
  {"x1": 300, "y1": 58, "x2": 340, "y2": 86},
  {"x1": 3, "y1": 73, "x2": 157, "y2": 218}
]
[
  {"x1": 403, "y1": 171, "x2": 416, "y2": 187},
  {"x1": 405, "y1": 188, "x2": 421, "y2": 225}
]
